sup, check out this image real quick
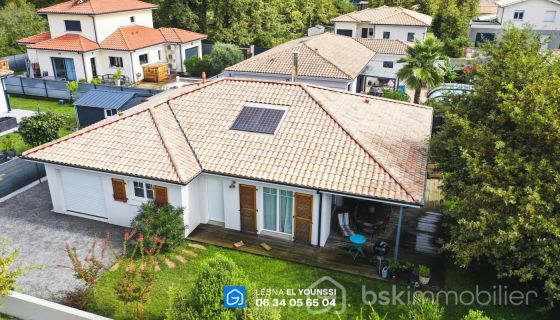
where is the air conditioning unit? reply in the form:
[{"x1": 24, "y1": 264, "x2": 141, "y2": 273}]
[
  {"x1": 167, "y1": 44, "x2": 176, "y2": 50},
  {"x1": 168, "y1": 53, "x2": 176, "y2": 60}
]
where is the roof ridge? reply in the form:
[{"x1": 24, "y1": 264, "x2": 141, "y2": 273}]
[
  {"x1": 302, "y1": 42, "x2": 354, "y2": 79},
  {"x1": 300, "y1": 83, "x2": 418, "y2": 203},
  {"x1": 147, "y1": 106, "x2": 189, "y2": 183}
]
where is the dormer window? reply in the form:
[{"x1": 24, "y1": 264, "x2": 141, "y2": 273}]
[
  {"x1": 231, "y1": 103, "x2": 286, "y2": 134},
  {"x1": 65, "y1": 20, "x2": 82, "y2": 32}
]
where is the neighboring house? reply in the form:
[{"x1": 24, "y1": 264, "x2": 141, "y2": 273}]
[
  {"x1": 356, "y1": 38, "x2": 409, "y2": 94},
  {"x1": 480, "y1": 0, "x2": 499, "y2": 14},
  {"x1": 16, "y1": 0, "x2": 207, "y2": 83},
  {"x1": 22, "y1": 78, "x2": 432, "y2": 250},
  {"x1": 224, "y1": 33, "x2": 410, "y2": 93},
  {"x1": 331, "y1": 6, "x2": 432, "y2": 42},
  {"x1": 74, "y1": 89, "x2": 145, "y2": 128},
  {"x1": 470, "y1": 0, "x2": 560, "y2": 49}
]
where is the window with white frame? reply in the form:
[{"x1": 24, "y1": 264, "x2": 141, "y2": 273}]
[
  {"x1": 133, "y1": 181, "x2": 154, "y2": 199},
  {"x1": 383, "y1": 61, "x2": 394, "y2": 68},
  {"x1": 263, "y1": 187, "x2": 293, "y2": 234},
  {"x1": 545, "y1": 11, "x2": 557, "y2": 22},
  {"x1": 139, "y1": 54, "x2": 149, "y2": 65},
  {"x1": 104, "y1": 109, "x2": 117, "y2": 118},
  {"x1": 407, "y1": 32, "x2": 415, "y2": 42},
  {"x1": 109, "y1": 56, "x2": 123, "y2": 68},
  {"x1": 513, "y1": 10, "x2": 524, "y2": 20}
]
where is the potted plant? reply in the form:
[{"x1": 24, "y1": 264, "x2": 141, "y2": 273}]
[
  {"x1": 419, "y1": 265, "x2": 431, "y2": 285},
  {"x1": 67, "y1": 80, "x2": 79, "y2": 102},
  {"x1": 388, "y1": 259, "x2": 400, "y2": 279},
  {"x1": 113, "y1": 68, "x2": 123, "y2": 86}
]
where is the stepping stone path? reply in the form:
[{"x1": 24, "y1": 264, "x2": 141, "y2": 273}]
[
  {"x1": 154, "y1": 261, "x2": 161, "y2": 272},
  {"x1": 126, "y1": 261, "x2": 136, "y2": 272},
  {"x1": 188, "y1": 243, "x2": 206, "y2": 250},
  {"x1": 182, "y1": 249, "x2": 198, "y2": 257},
  {"x1": 164, "y1": 258, "x2": 176, "y2": 269},
  {"x1": 175, "y1": 255, "x2": 187, "y2": 263}
]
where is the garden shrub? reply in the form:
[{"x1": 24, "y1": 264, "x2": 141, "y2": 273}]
[
  {"x1": 461, "y1": 310, "x2": 492, "y2": 320},
  {"x1": 166, "y1": 254, "x2": 279, "y2": 320},
  {"x1": 381, "y1": 89, "x2": 411, "y2": 102},
  {"x1": 184, "y1": 56, "x2": 213, "y2": 77},
  {"x1": 399, "y1": 294, "x2": 444, "y2": 320},
  {"x1": 130, "y1": 201, "x2": 185, "y2": 251},
  {"x1": 18, "y1": 112, "x2": 64, "y2": 147},
  {"x1": 184, "y1": 43, "x2": 244, "y2": 77}
]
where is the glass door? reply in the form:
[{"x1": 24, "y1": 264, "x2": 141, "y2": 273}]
[
  {"x1": 51, "y1": 57, "x2": 77, "y2": 80},
  {"x1": 263, "y1": 187, "x2": 293, "y2": 234},
  {"x1": 90, "y1": 57, "x2": 97, "y2": 78}
]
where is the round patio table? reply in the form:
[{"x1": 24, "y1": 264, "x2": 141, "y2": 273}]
[{"x1": 349, "y1": 234, "x2": 366, "y2": 260}]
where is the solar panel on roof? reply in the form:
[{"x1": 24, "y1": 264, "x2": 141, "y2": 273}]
[{"x1": 231, "y1": 106, "x2": 285, "y2": 134}]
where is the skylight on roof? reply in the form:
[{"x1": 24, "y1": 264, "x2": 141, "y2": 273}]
[{"x1": 231, "y1": 104, "x2": 286, "y2": 134}]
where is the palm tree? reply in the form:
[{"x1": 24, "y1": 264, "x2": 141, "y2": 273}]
[{"x1": 397, "y1": 37, "x2": 445, "y2": 104}]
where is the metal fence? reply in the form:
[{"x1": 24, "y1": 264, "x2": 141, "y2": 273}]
[
  {"x1": 0, "y1": 158, "x2": 46, "y2": 200},
  {"x1": 4, "y1": 77, "x2": 162, "y2": 100},
  {"x1": 0, "y1": 53, "x2": 28, "y2": 72}
]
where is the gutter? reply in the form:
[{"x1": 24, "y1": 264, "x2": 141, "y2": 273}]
[
  {"x1": 130, "y1": 52, "x2": 136, "y2": 83},
  {"x1": 91, "y1": 15, "x2": 99, "y2": 43},
  {"x1": 317, "y1": 191, "x2": 323, "y2": 246}
]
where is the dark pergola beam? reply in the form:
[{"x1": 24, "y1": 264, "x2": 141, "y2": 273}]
[{"x1": 394, "y1": 205, "x2": 404, "y2": 260}]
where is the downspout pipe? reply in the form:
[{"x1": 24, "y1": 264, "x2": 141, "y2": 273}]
[
  {"x1": 317, "y1": 190, "x2": 323, "y2": 247},
  {"x1": 130, "y1": 52, "x2": 136, "y2": 83}
]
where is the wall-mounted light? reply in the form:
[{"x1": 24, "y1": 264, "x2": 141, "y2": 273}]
[{"x1": 229, "y1": 181, "x2": 236, "y2": 189}]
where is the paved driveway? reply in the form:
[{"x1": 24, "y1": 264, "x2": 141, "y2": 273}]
[{"x1": 0, "y1": 183, "x2": 124, "y2": 301}]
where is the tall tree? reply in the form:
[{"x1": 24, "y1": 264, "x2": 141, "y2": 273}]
[
  {"x1": 432, "y1": 0, "x2": 478, "y2": 57},
  {"x1": 0, "y1": 0, "x2": 46, "y2": 56},
  {"x1": 397, "y1": 37, "x2": 444, "y2": 104},
  {"x1": 152, "y1": 0, "x2": 204, "y2": 32},
  {"x1": 431, "y1": 26, "x2": 560, "y2": 301}
]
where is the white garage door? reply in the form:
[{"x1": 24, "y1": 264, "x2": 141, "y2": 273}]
[{"x1": 61, "y1": 170, "x2": 107, "y2": 218}]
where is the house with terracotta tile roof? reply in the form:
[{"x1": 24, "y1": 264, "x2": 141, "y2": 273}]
[
  {"x1": 331, "y1": 6, "x2": 432, "y2": 43},
  {"x1": 22, "y1": 78, "x2": 432, "y2": 256},
  {"x1": 17, "y1": 0, "x2": 207, "y2": 83},
  {"x1": 224, "y1": 33, "x2": 410, "y2": 94}
]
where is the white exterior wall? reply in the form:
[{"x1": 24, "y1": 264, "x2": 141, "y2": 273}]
[
  {"x1": 44, "y1": 164, "x2": 185, "y2": 227},
  {"x1": 94, "y1": 10, "x2": 154, "y2": 42},
  {"x1": 334, "y1": 22, "x2": 358, "y2": 37},
  {"x1": 319, "y1": 194, "x2": 332, "y2": 247},
  {"x1": 335, "y1": 22, "x2": 427, "y2": 41},
  {"x1": 362, "y1": 53, "x2": 405, "y2": 80},
  {"x1": 199, "y1": 173, "x2": 322, "y2": 246},
  {"x1": 33, "y1": 49, "x2": 89, "y2": 80},
  {"x1": 224, "y1": 71, "x2": 354, "y2": 91},
  {"x1": 498, "y1": 0, "x2": 560, "y2": 29},
  {"x1": 47, "y1": 14, "x2": 97, "y2": 42},
  {"x1": 372, "y1": 25, "x2": 427, "y2": 42},
  {"x1": 0, "y1": 77, "x2": 9, "y2": 113},
  {"x1": 183, "y1": 175, "x2": 205, "y2": 236},
  {"x1": 176, "y1": 41, "x2": 203, "y2": 73},
  {"x1": 131, "y1": 45, "x2": 166, "y2": 81}
]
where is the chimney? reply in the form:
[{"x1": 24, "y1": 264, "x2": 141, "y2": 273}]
[
  {"x1": 291, "y1": 51, "x2": 299, "y2": 82},
  {"x1": 201, "y1": 72, "x2": 207, "y2": 84}
]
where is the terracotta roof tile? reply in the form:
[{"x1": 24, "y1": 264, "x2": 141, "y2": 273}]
[
  {"x1": 17, "y1": 32, "x2": 52, "y2": 45},
  {"x1": 226, "y1": 33, "x2": 375, "y2": 80},
  {"x1": 23, "y1": 78, "x2": 432, "y2": 205},
  {"x1": 28, "y1": 34, "x2": 99, "y2": 52},
  {"x1": 38, "y1": 0, "x2": 157, "y2": 15},
  {"x1": 332, "y1": 6, "x2": 432, "y2": 26},
  {"x1": 158, "y1": 28, "x2": 207, "y2": 43},
  {"x1": 100, "y1": 25, "x2": 165, "y2": 51},
  {"x1": 356, "y1": 38, "x2": 410, "y2": 55}
]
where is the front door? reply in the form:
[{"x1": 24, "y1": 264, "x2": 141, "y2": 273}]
[
  {"x1": 90, "y1": 57, "x2": 97, "y2": 77},
  {"x1": 294, "y1": 193, "x2": 313, "y2": 244},
  {"x1": 239, "y1": 184, "x2": 257, "y2": 233}
]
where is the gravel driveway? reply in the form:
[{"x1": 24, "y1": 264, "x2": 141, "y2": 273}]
[{"x1": 0, "y1": 182, "x2": 124, "y2": 301}]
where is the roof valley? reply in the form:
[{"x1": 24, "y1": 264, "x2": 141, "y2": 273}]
[{"x1": 165, "y1": 101, "x2": 204, "y2": 171}]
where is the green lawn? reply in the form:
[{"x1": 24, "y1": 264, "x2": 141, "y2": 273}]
[
  {"x1": 87, "y1": 242, "x2": 549, "y2": 320},
  {"x1": 0, "y1": 96, "x2": 76, "y2": 155}
]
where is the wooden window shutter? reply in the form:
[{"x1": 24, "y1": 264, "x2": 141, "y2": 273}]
[
  {"x1": 111, "y1": 178, "x2": 127, "y2": 202},
  {"x1": 154, "y1": 186, "x2": 168, "y2": 206}
]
